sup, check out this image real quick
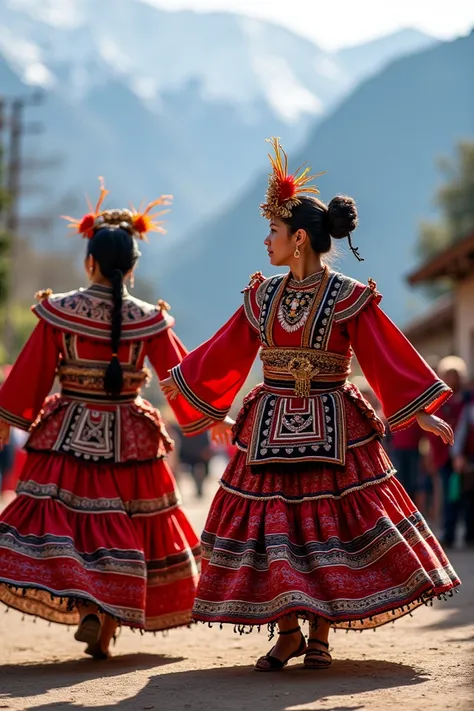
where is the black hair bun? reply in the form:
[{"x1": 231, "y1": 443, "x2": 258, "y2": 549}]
[{"x1": 327, "y1": 195, "x2": 358, "y2": 239}]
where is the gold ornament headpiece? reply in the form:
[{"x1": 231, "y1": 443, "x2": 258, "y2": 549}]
[
  {"x1": 61, "y1": 177, "x2": 172, "y2": 240},
  {"x1": 260, "y1": 137, "x2": 325, "y2": 220}
]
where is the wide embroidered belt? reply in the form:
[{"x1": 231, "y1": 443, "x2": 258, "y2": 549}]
[
  {"x1": 58, "y1": 363, "x2": 151, "y2": 404},
  {"x1": 260, "y1": 348, "x2": 351, "y2": 398},
  {"x1": 246, "y1": 390, "x2": 347, "y2": 467}
]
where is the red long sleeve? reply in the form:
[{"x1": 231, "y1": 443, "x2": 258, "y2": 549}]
[
  {"x1": 347, "y1": 301, "x2": 451, "y2": 431},
  {"x1": 0, "y1": 321, "x2": 61, "y2": 430},
  {"x1": 170, "y1": 306, "x2": 261, "y2": 431},
  {"x1": 146, "y1": 328, "x2": 215, "y2": 435}
]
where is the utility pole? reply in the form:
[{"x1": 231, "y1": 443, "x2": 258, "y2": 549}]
[{"x1": 1, "y1": 91, "x2": 44, "y2": 356}]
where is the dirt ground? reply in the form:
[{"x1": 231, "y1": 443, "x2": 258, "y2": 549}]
[{"x1": 0, "y1": 465, "x2": 473, "y2": 711}]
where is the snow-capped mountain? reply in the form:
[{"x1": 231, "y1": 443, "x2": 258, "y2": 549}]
[
  {"x1": 0, "y1": 0, "x2": 437, "y2": 266},
  {"x1": 1, "y1": 0, "x2": 436, "y2": 123}
]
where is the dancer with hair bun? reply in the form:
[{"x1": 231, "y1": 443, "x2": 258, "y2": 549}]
[
  {"x1": 0, "y1": 181, "x2": 206, "y2": 659},
  {"x1": 162, "y1": 138, "x2": 460, "y2": 672}
]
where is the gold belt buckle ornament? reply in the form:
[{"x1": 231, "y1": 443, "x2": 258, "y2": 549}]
[{"x1": 287, "y1": 357, "x2": 317, "y2": 398}]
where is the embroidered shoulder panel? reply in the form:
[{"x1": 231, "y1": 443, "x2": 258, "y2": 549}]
[
  {"x1": 242, "y1": 272, "x2": 270, "y2": 333},
  {"x1": 32, "y1": 288, "x2": 175, "y2": 341},
  {"x1": 257, "y1": 274, "x2": 287, "y2": 346},
  {"x1": 333, "y1": 274, "x2": 382, "y2": 323}
]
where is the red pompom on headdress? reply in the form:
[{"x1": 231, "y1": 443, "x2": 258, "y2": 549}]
[
  {"x1": 61, "y1": 177, "x2": 172, "y2": 240},
  {"x1": 131, "y1": 196, "x2": 173, "y2": 240},
  {"x1": 260, "y1": 137, "x2": 325, "y2": 220}
]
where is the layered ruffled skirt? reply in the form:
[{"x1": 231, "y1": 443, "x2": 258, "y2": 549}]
[
  {"x1": 193, "y1": 387, "x2": 460, "y2": 630},
  {"x1": 0, "y1": 398, "x2": 200, "y2": 631}
]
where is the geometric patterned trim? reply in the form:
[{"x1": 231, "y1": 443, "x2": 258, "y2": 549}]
[
  {"x1": 0, "y1": 406, "x2": 32, "y2": 431},
  {"x1": 180, "y1": 416, "x2": 215, "y2": 436},
  {"x1": 245, "y1": 390, "x2": 347, "y2": 466},
  {"x1": 305, "y1": 271, "x2": 343, "y2": 350},
  {"x1": 171, "y1": 365, "x2": 228, "y2": 421},
  {"x1": 32, "y1": 284, "x2": 175, "y2": 342},
  {"x1": 347, "y1": 431, "x2": 380, "y2": 449},
  {"x1": 258, "y1": 275, "x2": 287, "y2": 347},
  {"x1": 333, "y1": 275, "x2": 381, "y2": 324},
  {"x1": 192, "y1": 566, "x2": 457, "y2": 626},
  {"x1": 219, "y1": 467, "x2": 395, "y2": 503},
  {"x1": 15, "y1": 480, "x2": 181, "y2": 516},
  {"x1": 387, "y1": 381, "x2": 451, "y2": 431},
  {"x1": 243, "y1": 289, "x2": 260, "y2": 333},
  {"x1": 199, "y1": 512, "x2": 431, "y2": 573},
  {"x1": 0, "y1": 523, "x2": 146, "y2": 575}
]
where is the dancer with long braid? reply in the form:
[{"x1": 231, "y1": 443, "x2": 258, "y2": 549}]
[{"x1": 0, "y1": 182, "x2": 204, "y2": 659}]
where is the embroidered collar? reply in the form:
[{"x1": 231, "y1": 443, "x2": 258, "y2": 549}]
[
  {"x1": 288, "y1": 268, "x2": 327, "y2": 289},
  {"x1": 32, "y1": 285, "x2": 174, "y2": 341},
  {"x1": 82, "y1": 284, "x2": 129, "y2": 300}
]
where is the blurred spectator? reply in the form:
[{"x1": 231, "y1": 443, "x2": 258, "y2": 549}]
[
  {"x1": 427, "y1": 356, "x2": 469, "y2": 548},
  {"x1": 174, "y1": 429, "x2": 213, "y2": 499},
  {"x1": 451, "y1": 394, "x2": 474, "y2": 548},
  {"x1": 0, "y1": 428, "x2": 27, "y2": 501},
  {"x1": 390, "y1": 423, "x2": 423, "y2": 503},
  {"x1": 0, "y1": 366, "x2": 14, "y2": 497},
  {"x1": 158, "y1": 405, "x2": 181, "y2": 480}
]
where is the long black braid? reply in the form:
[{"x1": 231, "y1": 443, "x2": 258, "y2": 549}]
[{"x1": 87, "y1": 226, "x2": 140, "y2": 396}]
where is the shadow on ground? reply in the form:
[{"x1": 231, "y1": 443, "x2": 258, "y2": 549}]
[
  {"x1": 18, "y1": 657, "x2": 427, "y2": 711},
  {"x1": 0, "y1": 653, "x2": 182, "y2": 699}
]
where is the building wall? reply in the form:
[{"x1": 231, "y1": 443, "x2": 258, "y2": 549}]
[
  {"x1": 408, "y1": 328, "x2": 454, "y2": 362},
  {"x1": 455, "y1": 276, "x2": 474, "y2": 375}
]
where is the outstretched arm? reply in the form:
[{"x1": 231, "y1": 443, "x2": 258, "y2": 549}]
[
  {"x1": 159, "y1": 305, "x2": 261, "y2": 434},
  {"x1": 347, "y1": 301, "x2": 453, "y2": 441}
]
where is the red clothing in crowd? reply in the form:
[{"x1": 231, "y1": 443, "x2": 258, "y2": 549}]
[{"x1": 391, "y1": 423, "x2": 423, "y2": 451}]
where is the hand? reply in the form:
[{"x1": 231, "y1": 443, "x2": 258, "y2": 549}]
[
  {"x1": 210, "y1": 417, "x2": 235, "y2": 447},
  {"x1": 0, "y1": 419, "x2": 11, "y2": 450},
  {"x1": 160, "y1": 376, "x2": 179, "y2": 400},
  {"x1": 416, "y1": 411, "x2": 454, "y2": 446}
]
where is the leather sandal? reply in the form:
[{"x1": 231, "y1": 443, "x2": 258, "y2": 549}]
[
  {"x1": 255, "y1": 626, "x2": 307, "y2": 672},
  {"x1": 304, "y1": 638, "x2": 332, "y2": 669},
  {"x1": 74, "y1": 613, "x2": 101, "y2": 646}
]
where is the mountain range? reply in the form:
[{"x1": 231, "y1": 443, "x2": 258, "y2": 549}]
[
  {"x1": 159, "y1": 29, "x2": 474, "y2": 346},
  {"x1": 0, "y1": 0, "x2": 436, "y2": 253}
]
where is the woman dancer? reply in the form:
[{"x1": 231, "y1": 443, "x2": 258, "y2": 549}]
[
  {"x1": 0, "y1": 182, "x2": 201, "y2": 659},
  {"x1": 161, "y1": 138, "x2": 460, "y2": 671}
]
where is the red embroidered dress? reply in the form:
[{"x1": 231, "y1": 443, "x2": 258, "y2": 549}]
[
  {"x1": 171, "y1": 267, "x2": 460, "y2": 630},
  {"x1": 0, "y1": 284, "x2": 200, "y2": 631}
]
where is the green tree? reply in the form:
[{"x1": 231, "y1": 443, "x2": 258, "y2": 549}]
[{"x1": 418, "y1": 141, "x2": 474, "y2": 261}]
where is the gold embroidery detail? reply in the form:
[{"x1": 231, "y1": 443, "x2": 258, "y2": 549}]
[
  {"x1": 260, "y1": 347, "x2": 351, "y2": 398},
  {"x1": 58, "y1": 363, "x2": 151, "y2": 393},
  {"x1": 242, "y1": 271, "x2": 265, "y2": 293}
]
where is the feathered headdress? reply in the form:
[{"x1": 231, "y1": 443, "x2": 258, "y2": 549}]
[
  {"x1": 260, "y1": 137, "x2": 325, "y2": 220},
  {"x1": 61, "y1": 177, "x2": 172, "y2": 240}
]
